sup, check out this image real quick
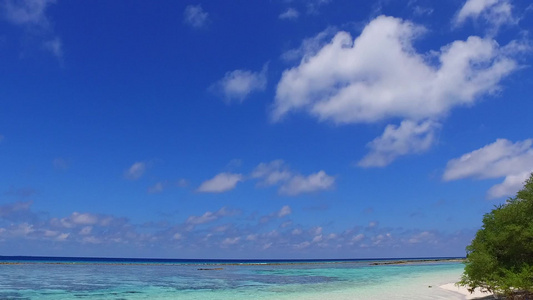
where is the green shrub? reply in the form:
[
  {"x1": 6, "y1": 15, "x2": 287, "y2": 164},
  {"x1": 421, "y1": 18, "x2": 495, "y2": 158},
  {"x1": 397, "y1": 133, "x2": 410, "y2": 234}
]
[{"x1": 460, "y1": 173, "x2": 533, "y2": 298}]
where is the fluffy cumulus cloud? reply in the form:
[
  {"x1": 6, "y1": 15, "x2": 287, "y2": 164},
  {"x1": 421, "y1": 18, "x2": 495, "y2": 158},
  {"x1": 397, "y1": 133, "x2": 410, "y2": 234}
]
[
  {"x1": 211, "y1": 65, "x2": 268, "y2": 103},
  {"x1": 443, "y1": 139, "x2": 533, "y2": 198},
  {"x1": 273, "y1": 15, "x2": 524, "y2": 165},
  {"x1": 453, "y1": 0, "x2": 516, "y2": 32},
  {"x1": 252, "y1": 160, "x2": 335, "y2": 195},
  {"x1": 359, "y1": 120, "x2": 440, "y2": 167},
  {"x1": 279, "y1": 8, "x2": 299, "y2": 20},
  {"x1": 197, "y1": 172, "x2": 243, "y2": 193},
  {"x1": 183, "y1": 4, "x2": 209, "y2": 29},
  {"x1": 274, "y1": 15, "x2": 519, "y2": 124},
  {"x1": 1, "y1": 0, "x2": 62, "y2": 58},
  {"x1": 124, "y1": 161, "x2": 147, "y2": 180}
]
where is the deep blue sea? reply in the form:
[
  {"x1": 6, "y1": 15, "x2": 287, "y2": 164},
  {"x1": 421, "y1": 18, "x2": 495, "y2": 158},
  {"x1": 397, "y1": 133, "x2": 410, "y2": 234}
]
[{"x1": 0, "y1": 256, "x2": 468, "y2": 299}]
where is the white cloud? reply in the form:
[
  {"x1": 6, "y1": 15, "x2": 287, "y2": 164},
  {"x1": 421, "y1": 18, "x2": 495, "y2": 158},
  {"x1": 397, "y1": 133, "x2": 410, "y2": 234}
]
[
  {"x1": 43, "y1": 37, "x2": 62, "y2": 58},
  {"x1": 148, "y1": 179, "x2": 188, "y2": 194},
  {"x1": 306, "y1": 0, "x2": 331, "y2": 14},
  {"x1": 1, "y1": 0, "x2": 63, "y2": 59},
  {"x1": 273, "y1": 16, "x2": 519, "y2": 124},
  {"x1": 456, "y1": 0, "x2": 499, "y2": 22},
  {"x1": 488, "y1": 171, "x2": 531, "y2": 199},
  {"x1": 351, "y1": 233, "x2": 365, "y2": 243},
  {"x1": 221, "y1": 237, "x2": 240, "y2": 246},
  {"x1": 454, "y1": 0, "x2": 516, "y2": 32},
  {"x1": 252, "y1": 160, "x2": 335, "y2": 195},
  {"x1": 279, "y1": 171, "x2": 335, "y2": 195},
  {"x1": 359, "y1": 120, "x2": 440, "y2": 167},
  {"x1": 124, "y1": 162, "x2": 146, "y2": 180},
  {"x1": 186, "y1": 211, "x2": 217, "y2": 225},
  {"x1": 183, "y1": 4, "x2": 209, "y2": 29},
  {"x1": 443, "y1": 139, "x2": 533, "y2": 198},
  {"x1": 251, "y1": 160, "x2": 292, "y2": 186},
  {"x1": 412, "y1": 6, "x2": 434, "y2": 16},
  {"x1": 281, "y1": 27, "x2": 337, "y2": 62},
  {"x1": 260, "y1": 205, "x2": 293, "y2": 224},
  {"x1": 55, "y1": 232, "x2": 69, "y2": 241},
  {"x1": 211, "y1": 66, "x2": 267, "y2": 103},
  {"x1": 408, "y1": 231, "x2": 435, "y2": 244},
  {"x1": 185, "y1": 207, "x2": 238, "y2": 226},
  {"x1": 197, "y1": 173, "x2": 243, "y2": 193},
  {"x1": 69, "y1": 212, "x2": 98, "y2": 225},
  {"x1": 148, "y1": 182, "x2": 165, "y2": 194},
  {"x1": 277, "y1": 205, "x2": 292, "y2": 217},
  {"x1": 79, "y1": 226, "x2": 92, "y2": 235},
  {"x1": 1, "y1": 0, "x2": 54, "y2": 27},
  {"x1": 279, "y1": 8, "x2": 299, "y2": 20},
  {"x1": 55, "y1": 212, "x2": 101, "y2": 228}
]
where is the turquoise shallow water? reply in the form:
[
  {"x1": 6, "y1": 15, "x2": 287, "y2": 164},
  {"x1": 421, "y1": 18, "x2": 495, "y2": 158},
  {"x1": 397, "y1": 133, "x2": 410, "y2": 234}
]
[{"x1": 0, "y1": 259, "x2": 467, "y2": 299}]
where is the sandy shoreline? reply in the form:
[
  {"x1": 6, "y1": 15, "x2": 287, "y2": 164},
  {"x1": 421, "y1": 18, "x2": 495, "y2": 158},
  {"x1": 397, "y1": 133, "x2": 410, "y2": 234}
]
[{"x1": 440, "y1": 283, "x2": 495, "y2": 299}]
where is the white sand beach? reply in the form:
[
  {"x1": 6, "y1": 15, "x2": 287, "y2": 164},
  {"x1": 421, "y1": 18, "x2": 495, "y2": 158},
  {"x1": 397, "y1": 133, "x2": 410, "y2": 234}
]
[{"x1": 440, "y1": 283, "x2": 494, "y2": 299}]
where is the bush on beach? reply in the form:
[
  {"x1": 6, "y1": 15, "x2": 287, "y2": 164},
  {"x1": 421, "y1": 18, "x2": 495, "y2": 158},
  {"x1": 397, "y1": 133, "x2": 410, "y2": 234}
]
[{"x1": 459, "y1": 173, "x2": 533, "y2": 299}]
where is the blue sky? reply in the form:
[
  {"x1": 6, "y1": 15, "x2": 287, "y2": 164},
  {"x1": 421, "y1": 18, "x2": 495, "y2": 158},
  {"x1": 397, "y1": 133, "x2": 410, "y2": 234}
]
[{"x1": 0, "y1": 0, "x2": 532, "y2": 259}]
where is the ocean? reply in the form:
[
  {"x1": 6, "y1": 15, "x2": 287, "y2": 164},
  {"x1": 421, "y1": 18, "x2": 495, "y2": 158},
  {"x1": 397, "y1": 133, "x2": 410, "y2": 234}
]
[{"x1": 0, "y1": 257, "x2": 468, "y2": 299}]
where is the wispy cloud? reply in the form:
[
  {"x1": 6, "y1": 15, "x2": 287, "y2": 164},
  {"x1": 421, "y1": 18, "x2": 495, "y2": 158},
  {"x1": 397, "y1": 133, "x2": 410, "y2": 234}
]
[
  {"x1": 252, "y1": 160, "x2": 335, "y2": 195},
  {"x1": 211, "y1": 65, "x2": 268, "y2": 103},
  {"x1": 1, "y1": 0, "x2": 54, "y2": 26},
  {"x1": 259, "y1": 205, "x2": 292, "y2": 223},
  {"x1": 0, "y1": 201, "x2": 475, "y2": 257},
  {"x1": 4, "y1": 187, "x2": 38, "y2": 198},
  {"x1": 1, "y1": 0, "x2": 63, "y2": 58},
  {"x1": 443, "y1": 138, "x2": 533, "y2": 198},
  {"x1": 251, "y1": 160, "x2": 292, "y2": 186},
  {"x1": 279, "y1": 171, "x2": 335, "y2": 195},
  {"x1": 183, "y1": 4, "x2": 209, "y2": 29},
  {"x1": 185, "y1": 207, "x2": 239, "y2": 225},
  {"x1": 279, "y1": 8, "x2": 299, "y2": 20},
  {"x1": 453, "y1": 0, "x2": 517, "y2": 34},
  {"x1": 0, "y1": 200, "x2": 34, "y2": 222},
  {"x1": 281, "y1": 26, "x2": 337, "y2": 62},
  {"x1": 305, "y1": 0, "x2": 331, "y2": 15},
  {"x1": 124, "y1": 161, "x2": 147, "y2": 180},
  {"x1": 197, "y1": 172, "x2": 243, "y2": 193},
  {"x1": 359, "y1": 120, "x2": 440, "y2": 167},
  {"x1": 147, "y1": 179, "x2": 188, "y2": 194}
]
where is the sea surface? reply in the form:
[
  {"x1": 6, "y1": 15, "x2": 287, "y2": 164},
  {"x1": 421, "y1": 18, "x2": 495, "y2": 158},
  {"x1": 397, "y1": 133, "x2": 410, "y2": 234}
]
[{"x1": 0, "y1": 256, "x2": 468, "y2": 299}]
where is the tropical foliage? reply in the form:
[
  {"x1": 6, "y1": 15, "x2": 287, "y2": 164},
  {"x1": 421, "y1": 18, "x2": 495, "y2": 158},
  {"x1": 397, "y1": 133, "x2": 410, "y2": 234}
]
[{"x1": 460, "y1": 173, "x2": 533, "y2": 298}]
